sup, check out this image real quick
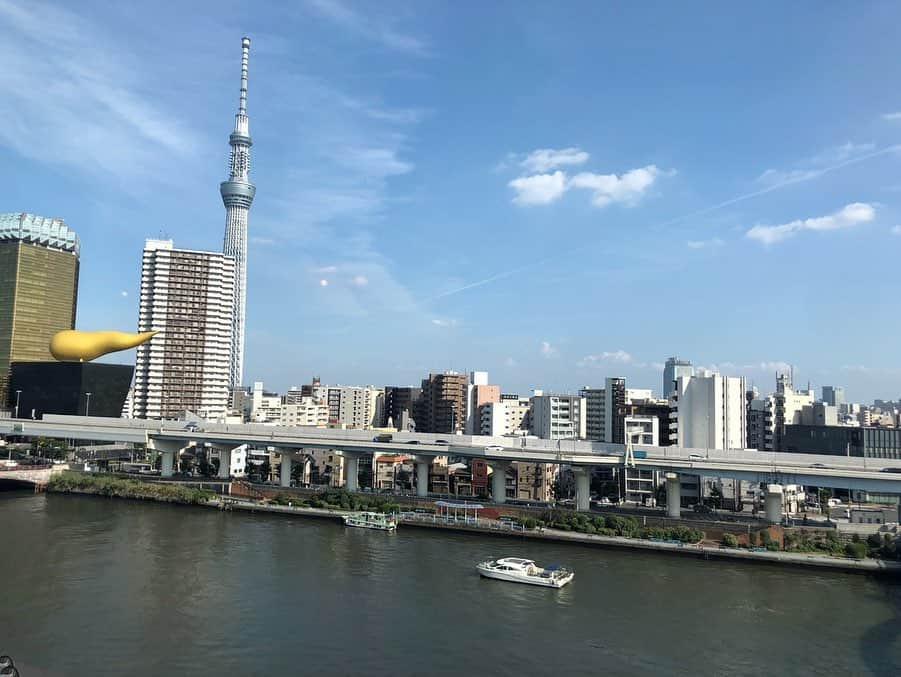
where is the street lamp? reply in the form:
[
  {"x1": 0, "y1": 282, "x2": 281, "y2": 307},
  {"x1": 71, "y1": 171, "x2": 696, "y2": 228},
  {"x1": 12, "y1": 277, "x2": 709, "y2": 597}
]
[
  {"x1": 14, "y1": 390, "x2": 21, "y2": 419},
  {"x1": 85, "y1": 392, "x2": 92, "y2": 417}
]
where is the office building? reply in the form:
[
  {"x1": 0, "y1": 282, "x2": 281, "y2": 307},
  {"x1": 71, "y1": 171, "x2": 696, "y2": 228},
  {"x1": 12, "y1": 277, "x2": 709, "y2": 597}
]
[
  {"x1": 746, "y1": 388, "x2": 774, "y2": 451},
  {"x1": 220, "y1": 38, "x2": 256, "y2": 389},
  {"x1": 800, "y1": 402, "x2": 838, "y2": 426},
  {"x1": 0, "y1": 213, "x2": 80, "y2": 405},
  {"x1": 663, "y1": 357, "x2": 693, "y2": 400},
  {"x1": 132, "y1": 239, "x2": 235, "y2": 420},
  {"x1": 781, "y1": 424, "x2": 901, "y2": 459},
  {"x1": 530, "y1": 393, "x2": 586, "y2": 440},
  {"x1": 671, "y1": 369, "x2": 747, "y2": 450},
  {"x1": 822, "y1": 386, "x2": 846, "y2": 408},
  {"x1": 414, "y1": 372, "x2": 468, "y2": 434}
]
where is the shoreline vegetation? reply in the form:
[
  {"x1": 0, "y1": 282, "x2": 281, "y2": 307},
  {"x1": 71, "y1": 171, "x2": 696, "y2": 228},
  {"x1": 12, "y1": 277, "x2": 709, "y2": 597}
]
[{"x1": 45, "y1": 473, "x2": 900, "y2": 574}]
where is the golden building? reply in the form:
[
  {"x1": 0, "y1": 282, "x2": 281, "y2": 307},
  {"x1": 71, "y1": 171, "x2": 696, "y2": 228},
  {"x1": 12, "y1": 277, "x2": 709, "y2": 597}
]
[{"x1": 0, "y1": 213, "x2": 79, "y2": 405}]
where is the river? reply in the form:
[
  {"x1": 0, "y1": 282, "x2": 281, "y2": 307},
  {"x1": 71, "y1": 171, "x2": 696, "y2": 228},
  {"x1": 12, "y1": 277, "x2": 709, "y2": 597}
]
[{"x1": 1, "y1": 492, "x2": 900, "y2": 676}]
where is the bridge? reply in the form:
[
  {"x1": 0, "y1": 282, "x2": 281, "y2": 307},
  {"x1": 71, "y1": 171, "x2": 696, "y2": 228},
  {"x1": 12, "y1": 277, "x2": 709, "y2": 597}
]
[
  {"x1": 2, "y1": 414, "x2": 900, "y2": 523},
  {"x1": 0, "y1": 464, "x2": 54, "y2": 489}
]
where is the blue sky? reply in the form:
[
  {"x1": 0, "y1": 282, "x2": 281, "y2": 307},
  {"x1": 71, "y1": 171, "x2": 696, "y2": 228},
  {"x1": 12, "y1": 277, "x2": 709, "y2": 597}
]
[{"x1": 4, "y1": 0, "x2": 901, "y2": 402}]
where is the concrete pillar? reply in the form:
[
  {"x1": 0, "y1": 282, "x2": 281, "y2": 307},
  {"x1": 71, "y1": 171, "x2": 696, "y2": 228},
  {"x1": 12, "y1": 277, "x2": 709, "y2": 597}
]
[
  {"x1": 574, "y1": 467, "x2": 591, "y2": 512},
  {"x1": 280, "y1": 453, "x2": 292, "y2": 488},
  {"x1": 160, "y1": 450, "x2": 175, "y2": 478},
  {"x1": 665, "y1": 473, "x2": 681, "y2": 518},
  {"x1": 490, "y1": 462, "x2": 509, "y2": 504},
  {"x1": 218, "y1": 448, "x2": 231, "y2": 479},
  {"x1": 416, "y1": 460, "x2": 429, "y2": 497},
  {"x1": 345, "y1": 454, "x2": 359, "y2": 492},
  {"x1": 765, "y1": 484, "x2": 783, "y2": 524}
]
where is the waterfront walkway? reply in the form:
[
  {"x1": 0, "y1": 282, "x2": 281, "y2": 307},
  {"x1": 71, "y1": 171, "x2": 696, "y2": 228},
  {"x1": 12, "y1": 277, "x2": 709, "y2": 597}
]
[{"x1": 209, "y1": 496, "x2": 901, "y2": 574}]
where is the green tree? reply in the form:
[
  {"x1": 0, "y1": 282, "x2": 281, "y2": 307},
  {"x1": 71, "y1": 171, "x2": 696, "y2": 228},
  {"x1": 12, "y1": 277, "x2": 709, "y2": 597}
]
[
  {"x1": 722, "y1": 533, "x2": 739, "y2": 548},
  {"x1": 709, "y1": 485, "x2": 723, "y2": 510},
  {"x1": 845, "y1": 542, "x2": 867, "y2": 560}
]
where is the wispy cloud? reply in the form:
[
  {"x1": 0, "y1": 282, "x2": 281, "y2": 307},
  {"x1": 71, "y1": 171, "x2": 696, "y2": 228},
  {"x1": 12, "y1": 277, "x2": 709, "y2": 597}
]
[
  {"x1": 541, "y1": 341, "x2": 558, "y2": 358},
  {"x1": 687, "y1": 237, "x2": 724, "y2": 249},
  {"x1": 746, "y1": 202, "x2": 875, "y2": 245},
  {"x1": 305, "y1": 0, "x2": 427, "y2": 55},
  {"x1": 431, "y1": 318, "x2": 457, "y2": 328},
  {"x1": 520, "y1": 147, "x2": 589, "y2": 173},
  {"x1": 251, "y1": 236, "x2": 277, "y2": 246},
  {"x1": 503, "y1": 357, "x2": 516, "y2": 367},
  {"x1": 0, "y1": 0, "x2": 200, "y2": 183},
  {"x1": 120, "y1": 290, "x2": 128, "y2": 297},
  {"x1": 892, "y1": 225, "x2": 901, "y2": 236},
  {"x1": 883, "y1": 112, "x2": 901, "y2": 121},
  {"x1": 757, "y1": 142, "x2": 875, "y2": 187},
  {"x1": 578, "y1": 350, "x2": 633, "y2": 367}
]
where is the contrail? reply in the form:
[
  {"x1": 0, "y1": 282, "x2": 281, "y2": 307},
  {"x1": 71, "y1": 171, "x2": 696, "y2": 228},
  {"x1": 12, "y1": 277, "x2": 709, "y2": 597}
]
[{"x1": 419, "y1": 143, "x2": 901, "y2": 304}]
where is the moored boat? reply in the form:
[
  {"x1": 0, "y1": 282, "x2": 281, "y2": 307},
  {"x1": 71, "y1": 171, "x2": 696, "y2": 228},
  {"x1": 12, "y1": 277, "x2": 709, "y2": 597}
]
[
  {"x1": 343, "y1": 511, "x2": 397, "y2": 531},
  {"x1": 476, "y1": 557, "x2": 574, "y2": 588}
]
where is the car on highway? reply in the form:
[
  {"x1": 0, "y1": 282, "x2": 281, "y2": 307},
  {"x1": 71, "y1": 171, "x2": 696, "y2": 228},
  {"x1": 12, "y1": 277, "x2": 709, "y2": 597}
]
[
  {"x1": 373, "y1": 434, "x2": 393, "y2": 443},
  {"x1": 485, "y1": 445, "x2": 504, "y2": 452},
  {"x1": 809, "y1": 463, "x2": 829, "y2": 469},
  {"x1": 434, "y1": 440, "x2": 450, "y2": 445},
  {"x1": 688, "y1": 454, "x2": 703, "y2": 460},
  {"x1": 183, "y1": 422, "x2": 200, "y2": 432},
  {"x1": 405, "y1": 440, "x2": 421, "y2": 445},
  {"x1": 880, "y1": 467, "x2": 901, "y2": 473}
]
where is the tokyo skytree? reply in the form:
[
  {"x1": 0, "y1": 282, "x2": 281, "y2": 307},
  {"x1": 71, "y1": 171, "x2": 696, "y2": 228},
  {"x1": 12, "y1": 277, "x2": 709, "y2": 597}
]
[{"x1": 220, "y1": 37, "x2": 255, "y2": 389}]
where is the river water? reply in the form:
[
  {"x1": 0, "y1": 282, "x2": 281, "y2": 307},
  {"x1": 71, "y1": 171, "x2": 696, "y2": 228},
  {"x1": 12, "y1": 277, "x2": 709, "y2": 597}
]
[{"x1": 2, "y1": 492, "x2": 900, "y2": 676}]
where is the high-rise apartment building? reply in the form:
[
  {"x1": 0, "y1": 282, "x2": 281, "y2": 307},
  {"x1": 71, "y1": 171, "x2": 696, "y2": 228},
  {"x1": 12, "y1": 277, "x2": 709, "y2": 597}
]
[
  {"x1": 382, "y1": 386, "x2": 421, "y2": 429},
  {"x1": 529, "y1": 393, "x2": 586, "y2": 440},
  {"x1": 466, "y1": 371, "x2": 500, "y2": 434},
  {"x1": 336, "y1": 386, "x2": 384, "y2": 429},
  {"x1": 221, "y1": 38, "x2": 256, "y2": 389},
  {"x1": 580, "y1": 377, "x2": 626, "y2": 442},
  {"x1": 414, "y1": 372, "x2": 468, "y2": 434},
  {"x1": 133, "y1": 239, "x2": 235, "y2": 420},
  {"x1": 663, "y1": 357, "x2": 693, "y2": 400},
  {"x1": 773, "y1": 374, "x2": 814, "y2": 451},
  {"x1": 0, "y1": 213, "x2": 79, "y2": 405},
  {"x1": 671, "y1": 369, "x2": 747, "y2": 450},
  {"x1": 479, "y1": 394, "x2": 531, "y2": 436}
]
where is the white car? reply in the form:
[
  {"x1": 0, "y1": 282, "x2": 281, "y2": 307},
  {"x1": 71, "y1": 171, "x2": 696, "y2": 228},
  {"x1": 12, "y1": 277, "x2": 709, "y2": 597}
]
[{"x1": 485, "y1": 445, "x2": 504, "y2": 452}]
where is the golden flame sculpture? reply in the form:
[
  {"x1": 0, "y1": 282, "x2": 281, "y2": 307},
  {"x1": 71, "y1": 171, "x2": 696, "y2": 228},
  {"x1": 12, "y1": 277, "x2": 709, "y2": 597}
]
[{"x1": 50, "y1": 330, "x2": 157, "y2": 362}]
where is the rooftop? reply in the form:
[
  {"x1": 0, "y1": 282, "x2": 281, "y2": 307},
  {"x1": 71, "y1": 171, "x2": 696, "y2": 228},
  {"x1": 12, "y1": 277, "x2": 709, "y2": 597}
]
[{"x1": 0, "y1": 213, "x2": 79, "y2": 255}]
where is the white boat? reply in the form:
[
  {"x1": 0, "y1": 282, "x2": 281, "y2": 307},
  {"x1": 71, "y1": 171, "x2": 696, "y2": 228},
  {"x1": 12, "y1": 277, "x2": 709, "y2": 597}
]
[
  {"x1": 343, "y1": 511, "x2": 397, "y2": 531},
  {"x1": 476, "y1": 557, "x2": 574, "y2": 588}
]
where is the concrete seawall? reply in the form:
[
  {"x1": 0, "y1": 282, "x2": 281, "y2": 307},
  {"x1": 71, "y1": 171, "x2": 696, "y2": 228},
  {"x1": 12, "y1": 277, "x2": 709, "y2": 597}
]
[{"x1": 208, "y1": 496, "x2": 901, "y2": 575}]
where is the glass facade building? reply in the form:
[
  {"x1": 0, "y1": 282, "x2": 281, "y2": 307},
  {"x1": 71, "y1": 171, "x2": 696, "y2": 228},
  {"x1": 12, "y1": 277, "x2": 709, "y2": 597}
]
[{"x1": 0, "y1": 213, "x2": 80, "y2": 407}]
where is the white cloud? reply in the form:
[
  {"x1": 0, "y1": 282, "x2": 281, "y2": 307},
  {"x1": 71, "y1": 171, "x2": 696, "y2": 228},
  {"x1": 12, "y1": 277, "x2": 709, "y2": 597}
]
[
  {"x1": 883, "y1": 112, "x2": 901, "y2": 121},
  {"x1": 757, "y1": 143, "x2": 875, "y2": 187},
  {"x1": 540, "y1": 341, "x2": 558, "y2": 358},
  {"x1": 809, "y1": 142, "x2": 875, "y2": 165},
  {"x1": 251, "y1": 236, "x2": 276, "y2": 246},
  {"x1": 569, "y1": 165, "x2": 662, "y2": 208},
  {"x1": 351, "y1": 275, "x2": 369, "y2": 287},
  {"x1": 335, "y1": 146, "x2": 413, "y2": 178},
  {"x1": 431, "y1": 318, "x2": 457, "y2": 328},
  {"x1": 319, "y1": 279, "x2": 329, "y2": 287},
  {"x1": 687, "y1": 238, "x2": 724, "y2": 249},
  {"x1": 313, "y1": 265, "x2": 339, "y2": 274},
  {"x1": 520, "y1": 147, "x2": 589, "y2": 173},
  {"x1": 305, "y1": 0, "x2": 427, "y2": 55},
  {"x1": 746, "y1": 202, "x2": 875, "y2": 245},
  {"x1": 120, "y1": 290, "x2": 128, "y2": 297},
  {"x1": 892, "y1": 225, "x2": 901, "y2": 235},
  {"x1": 649, "y1": 362, "x2": 666, "y2": 371},
  {"x1": 509, "y1": 171, "x2": 568, "y2": 206},
  {"x1": 578, "y1": 350, "x2": 633, "y2": 367}
]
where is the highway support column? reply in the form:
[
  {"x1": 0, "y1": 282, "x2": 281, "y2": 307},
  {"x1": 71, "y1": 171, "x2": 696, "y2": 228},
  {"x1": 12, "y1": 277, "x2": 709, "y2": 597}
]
[
  {"x1": 665, "y1": 472, "x2": 681, "y2": 518},
  {"x1": 765, "y1": 484, "x2": 783, "y2": 524},
  {"x1": 489, "y1": 461, "x2": 510, "y2": 504},
  {"x1": 574, "y1": 466, "x2": 591, "y2": 512},
  {"x1": 345, "y1": 454, "x2": 360, "y2": 493},
  {"x1": 416, "y1": 459, "x2": 429, "y2": 497},
  {"x1": 280, "y1": 452, "x2": 292, "y2": 488}
]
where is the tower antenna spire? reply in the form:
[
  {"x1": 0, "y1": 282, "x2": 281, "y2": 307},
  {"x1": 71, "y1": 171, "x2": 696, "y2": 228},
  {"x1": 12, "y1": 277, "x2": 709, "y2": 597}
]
[{"x1": 220, "y1": 36, "x2": 256, "y2": 389}]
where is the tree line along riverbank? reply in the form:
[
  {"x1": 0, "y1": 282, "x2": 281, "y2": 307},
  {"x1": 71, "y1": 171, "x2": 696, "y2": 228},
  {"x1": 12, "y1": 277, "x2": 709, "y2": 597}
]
[{"x1": 44, "y1": 473, "x2": 901, "y2": 568}]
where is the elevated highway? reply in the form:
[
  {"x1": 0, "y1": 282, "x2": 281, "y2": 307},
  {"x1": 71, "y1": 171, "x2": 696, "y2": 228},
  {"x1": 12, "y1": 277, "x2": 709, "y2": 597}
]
[{"x1": 2, "y1": 414, "x2": 900, "y2": 520}]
